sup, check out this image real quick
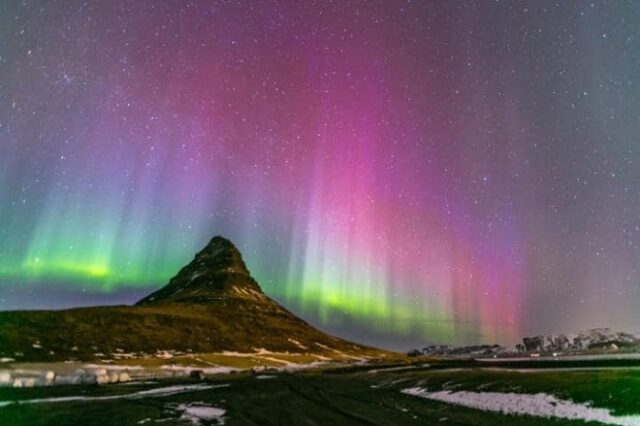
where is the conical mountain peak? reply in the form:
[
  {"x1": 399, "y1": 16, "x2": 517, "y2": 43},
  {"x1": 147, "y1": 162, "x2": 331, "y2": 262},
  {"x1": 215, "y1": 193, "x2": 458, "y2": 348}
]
[
  {"x1": 136, "y1": 235, "x2": 261, "y2": 305},
  {"x1": 194, "y1": 236, "x2": 250, "y2": 276}
]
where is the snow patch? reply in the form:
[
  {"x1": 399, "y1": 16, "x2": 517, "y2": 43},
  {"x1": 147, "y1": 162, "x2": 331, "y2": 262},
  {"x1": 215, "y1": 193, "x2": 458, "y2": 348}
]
[
  {"x1": 178, "y1": 403, "x2": 226, "y2": 424},
  {"x1": 221, "y1": 348, "x2": 289, "y2": 358},
  {"x1": 84, "y1": 363, "x2": 144, "y2": 371},
  {"x1": 367, "y1": 365, "x2": 427, "y2": 374},
  {"x1": 0, "y1": 373, "x2": 11, "y2": 385},
  {"x1": 278, "y1": 361, "x2": 327, "y2": 372},
  {"x1": 314, "y1": 343, "x2": 338, "y2": 352},
  {"x1": 190, "y1": 271, "x2": 205, "y2": 282},
  {"x1": 0, "y1": 384, "x2": 227, "y2": 406},
  {"x1": 478, "y1": 353, "x2": 640, "y2": 362},
  {"x1": 402, "y1": 387, "x2": 640, "y2": 426},
  {"x1": 311, "y1": 354, "x2": 332, "y2": 361},
  {"x1": 13, "y1": 378, "x2": 35, "y2": 387},
  {"x1": 288, "y1": 338, "x2": 308, "y2": 350},
  {"x1": 160, "y1": 365, "x2": 238, "y2": 375}
]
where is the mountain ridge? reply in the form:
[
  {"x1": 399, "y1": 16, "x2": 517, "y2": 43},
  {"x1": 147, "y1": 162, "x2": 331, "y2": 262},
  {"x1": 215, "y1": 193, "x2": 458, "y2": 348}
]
[{"x1": 409, "y1": 328, "x2": 640, "y2": 357}]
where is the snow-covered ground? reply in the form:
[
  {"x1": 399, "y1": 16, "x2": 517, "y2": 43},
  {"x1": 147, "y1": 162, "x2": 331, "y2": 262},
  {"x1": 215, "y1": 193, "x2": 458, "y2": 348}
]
[
  {"x1": 367, "y1": 364, "x2": 428, "y2": 374},
  {"x1": 0, "y1": 364, "x2": 149, "y2": 387},
  {"x1": 160, "y1": 365, "x2": 239, "y2": 375},
  {"x1": 477, "y1": 353, "x2": 640, "y2": 362},
  {"x1": 178, "y1": 403, "x2": 226, "y2": 425},
  {"x1": 0, "y1": 383, "x2": 227, "y2": 406},
  {"x1": 481, "y1": 366, "x2": 640, "y2": 373},
  {"x1": 402, "y1": 387, "x2": 640, "y2": 426},
  {"x1": 0, "y1": 351, "x2": 339, "y2": 387}
]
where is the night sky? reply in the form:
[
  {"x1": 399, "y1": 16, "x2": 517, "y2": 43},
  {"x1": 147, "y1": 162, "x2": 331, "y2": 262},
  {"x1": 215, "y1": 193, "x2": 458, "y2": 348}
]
[{"x1": 1, "y1": 1, "x2": 639, "y2": 350}]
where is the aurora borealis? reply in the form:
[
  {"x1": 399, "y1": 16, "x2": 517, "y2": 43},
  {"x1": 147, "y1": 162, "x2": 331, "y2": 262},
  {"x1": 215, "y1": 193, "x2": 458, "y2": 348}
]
[{"x1": 1, "y1": 1, "x2": 640, "y2": 349}]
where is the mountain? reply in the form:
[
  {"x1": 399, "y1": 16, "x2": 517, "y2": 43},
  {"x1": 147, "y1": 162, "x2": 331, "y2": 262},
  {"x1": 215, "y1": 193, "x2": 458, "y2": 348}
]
[
  {"x1": 136, "y1": 236, "x2": 262, "y2": 305},
  {"x1": 410, "y1": 328, "x2": 640, "y2": 357},
  {"x1": 0, "y1": 236, "x2": 384, "y2": 362},
  {"x1": 519, "y1": 328, "x2": 640, "y2": 353},
  {"x1": 408, "y1": 344, "x2": 508, "y2": 357}
]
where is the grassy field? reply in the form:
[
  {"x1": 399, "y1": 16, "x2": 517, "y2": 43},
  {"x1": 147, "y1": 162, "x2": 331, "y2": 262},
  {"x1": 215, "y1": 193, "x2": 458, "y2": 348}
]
[
  {"x1": 0, "y1": 300, "x2": 392, "y2": 363},
  {"x1": 1, "y1": 359, "x2": 639, "y2": 425}
]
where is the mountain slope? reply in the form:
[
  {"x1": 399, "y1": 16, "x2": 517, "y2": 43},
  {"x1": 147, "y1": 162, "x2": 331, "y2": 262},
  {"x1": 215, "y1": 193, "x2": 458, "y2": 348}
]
[
  {"x1": 137, "y1": 236, "x2": 261, "y2": 305},
  {"x1": 0, "y1": 237, "x2": 384, "y2": 362}
]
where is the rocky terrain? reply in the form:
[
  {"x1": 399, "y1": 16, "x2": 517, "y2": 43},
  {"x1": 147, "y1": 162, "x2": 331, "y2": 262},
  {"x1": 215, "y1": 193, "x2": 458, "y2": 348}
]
[
  {"x1": 517, "y1": 328, "x2": 640, "y2": 354},
  {"x1": 408, "y1": 344, "x2": 507, "y2": 357},
  {"x1": 411, "y1": 328, "x2": 640, "y2": 357}
]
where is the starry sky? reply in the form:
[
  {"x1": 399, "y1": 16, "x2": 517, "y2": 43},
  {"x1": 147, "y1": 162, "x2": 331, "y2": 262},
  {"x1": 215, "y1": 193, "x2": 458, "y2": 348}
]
[{"x1": 1, "y1": 1, "x2": 639, "y2": 350}]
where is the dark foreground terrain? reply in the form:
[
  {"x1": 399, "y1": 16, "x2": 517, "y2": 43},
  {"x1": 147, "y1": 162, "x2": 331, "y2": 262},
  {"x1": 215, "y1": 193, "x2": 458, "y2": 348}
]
[{"x1": 2, "y1": 358, "x2": 640, "y2": 426}]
